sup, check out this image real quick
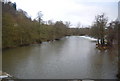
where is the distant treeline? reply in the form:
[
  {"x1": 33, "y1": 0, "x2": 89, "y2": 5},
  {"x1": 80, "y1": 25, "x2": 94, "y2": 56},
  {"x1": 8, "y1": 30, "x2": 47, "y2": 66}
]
[{"x1": 2, "y1": 2, "x2": 90, "y2": 49}]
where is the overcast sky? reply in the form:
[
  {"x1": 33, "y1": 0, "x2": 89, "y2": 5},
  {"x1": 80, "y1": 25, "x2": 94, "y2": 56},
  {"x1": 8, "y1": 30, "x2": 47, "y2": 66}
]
[{"x1": 10, "y1": 0, "x2": 119, "y2": 27}]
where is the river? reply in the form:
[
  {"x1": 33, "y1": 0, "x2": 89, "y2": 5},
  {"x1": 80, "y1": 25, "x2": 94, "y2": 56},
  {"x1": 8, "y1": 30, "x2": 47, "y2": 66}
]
[{"x1": 2, "y1": 36, "x2": 118, "y2": 79}]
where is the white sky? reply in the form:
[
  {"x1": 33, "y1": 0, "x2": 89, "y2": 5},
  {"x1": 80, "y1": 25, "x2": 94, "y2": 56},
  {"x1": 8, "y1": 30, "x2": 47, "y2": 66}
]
[{"x1": 10, "y1": 0, "x2": 119, "y2": 27}]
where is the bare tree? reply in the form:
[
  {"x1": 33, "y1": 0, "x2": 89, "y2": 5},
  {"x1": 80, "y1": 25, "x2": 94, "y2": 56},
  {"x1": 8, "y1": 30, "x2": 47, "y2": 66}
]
[
  {"x1": 92, "y1": 13, "x2": 108, "y2": 45},
  {"x1": 65, "y1": 21, "x2": 71, "y2": 28},
  {"x1": 37, "y1": 11, "x2": 43, "y2": 25},
  {"x1": 48, "y1": 20, "x2": 54, "y2": 25},
  {"x1": 76, "y1": 22, "x2": 81, "y2": 28}
]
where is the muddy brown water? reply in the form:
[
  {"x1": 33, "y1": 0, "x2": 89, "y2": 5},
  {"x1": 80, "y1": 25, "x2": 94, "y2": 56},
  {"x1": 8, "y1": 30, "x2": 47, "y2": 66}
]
[{"x1": 2, "y1": 36, "x2": 118, "y2": 79}]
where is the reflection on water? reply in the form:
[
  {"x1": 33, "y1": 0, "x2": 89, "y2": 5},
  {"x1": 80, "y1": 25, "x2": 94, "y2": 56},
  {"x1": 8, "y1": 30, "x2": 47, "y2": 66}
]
[{"x1": 2, "y1": 36, "x2": 118, "y2": 79}]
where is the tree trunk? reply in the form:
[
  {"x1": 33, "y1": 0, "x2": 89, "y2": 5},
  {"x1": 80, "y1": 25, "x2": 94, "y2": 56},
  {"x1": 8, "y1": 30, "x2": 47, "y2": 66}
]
[
  {"x1": 97, "y1": 38, "x2": 100, "y2": 44},
  {"x1": 100, "y1": 38, "x2": 105, "y2": 46}
]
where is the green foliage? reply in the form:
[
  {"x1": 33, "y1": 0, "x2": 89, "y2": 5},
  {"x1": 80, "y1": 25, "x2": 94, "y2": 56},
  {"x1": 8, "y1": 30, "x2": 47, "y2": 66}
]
[{"x1": 2, "y1": 13, "x2": 18, "y2": 48}]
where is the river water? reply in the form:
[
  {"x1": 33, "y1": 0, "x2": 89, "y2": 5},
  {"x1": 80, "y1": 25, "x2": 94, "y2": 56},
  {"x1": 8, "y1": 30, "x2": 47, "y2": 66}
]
[{"x1": 2, "y1": 36, "x2": 118, "y2": 79}]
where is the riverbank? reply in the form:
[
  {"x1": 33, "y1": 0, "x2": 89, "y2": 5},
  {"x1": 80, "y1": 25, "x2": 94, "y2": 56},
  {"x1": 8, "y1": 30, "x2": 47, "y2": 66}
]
[
  {"x1": 2, "y1": 36, "x2": 65, "y2": 50},
  {"x1": 80, "y1": 36, "x2": 97, "y2": 42},
  {"x1": 2, "y1": 35, "x2": 98, "y2": 50}
]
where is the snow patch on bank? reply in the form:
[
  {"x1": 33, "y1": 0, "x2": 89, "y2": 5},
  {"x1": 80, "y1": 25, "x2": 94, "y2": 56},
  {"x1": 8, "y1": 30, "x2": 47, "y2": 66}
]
[
  {"x1": 80, "y1": 36, "x2": 97, "y2": 42},
  {"x1": 0, "y1": 75, "x2": 9, "y2": 78},
  {"x1": 0, "y1": 71, "x2": 11, "y2": 79}
]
